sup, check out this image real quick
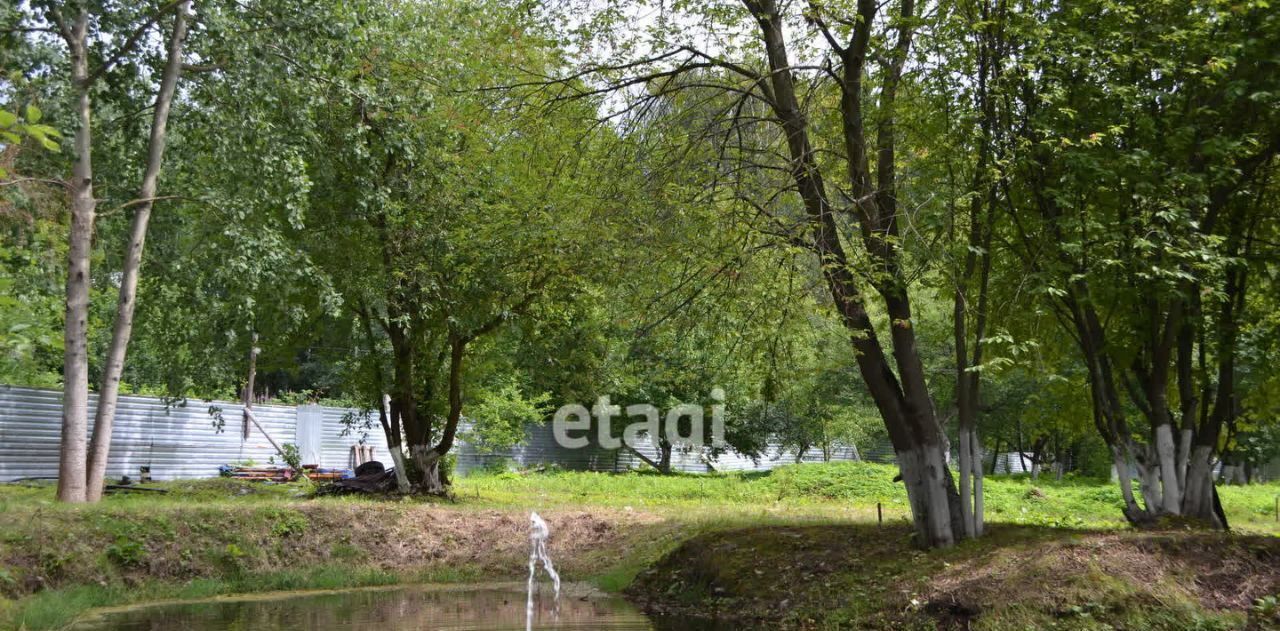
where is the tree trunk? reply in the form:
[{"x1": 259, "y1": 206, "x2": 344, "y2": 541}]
[
  {"x1": 745, "y1": 0, "x2": 959, "y2": 547},
  {"x1": 897, "y1": 443, "x2": 960, "y2": 548},
  {"x1": 86, "y1": 1, "x2": 190, "y2": 501},
  {"x1": 417, "y1": 448, "x2": 446, "y2": 494},
  {"x1": 958, "y1": 426, "x2": 974, "y2": 535},
  {"x1": 1182, "y1": 445, "x2": 1223, "y2": 527},
  {"x1": 1136, "y1": 454, "x2": 1161, "y2": 513},
  {"x1": 1152, "y1": 422, "x2": 1180, "y2": 513},
  {"x1": 970, "y1": 431, "x2": 984, "y2": 536},
  {"x1": 1029, "y1": 436, "x2": 1047, "y2": 481},
  {"x1": 241, "y1": 333, "x2": 258, "y2": 440},
  {"x1": 381, "y1": 394, "x2": 411, "y2": 493},
  {"x1": 56, "y1": 12, "x2": 94, "y2": 504},
  {"x1": 1015, "y1": 420, "x2": 1027, "y2": 474},
  {"x1": 416, "y1": 335, "x2": 468, "y2": 494},
  {"x1": 950, "y1": 0, "x2": 997, "y2": 539},
  {"x1": 355, "y1": 302, "x2": 412, "y2": 494},
  {"x1": 1111, "y1": 445, "x2": 1145, "y2": 524}
]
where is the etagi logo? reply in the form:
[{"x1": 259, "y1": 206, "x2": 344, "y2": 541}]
[{"x1": 552, "y1": 388, "x2": 727, "y2": 450}]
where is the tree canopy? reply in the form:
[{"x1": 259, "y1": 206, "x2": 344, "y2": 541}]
[{"x1": 1, "y1": 0, "x2": 1278, "y2": 545}]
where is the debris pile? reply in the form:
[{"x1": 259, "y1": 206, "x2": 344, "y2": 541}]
[{"x1": 219, "y1": 464, "x2": 348, "y2": 482}]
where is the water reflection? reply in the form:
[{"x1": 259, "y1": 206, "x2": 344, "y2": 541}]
[{"x1": 71, "y1": 584, "x2": 655, "y2": 631}]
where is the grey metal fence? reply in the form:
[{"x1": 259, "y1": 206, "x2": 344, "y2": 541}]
[
  {"x1": 0, "y1": 384, "x2": 887, "y2": 481},
  {"x1": 0, "y1": 385, "x2": 390, "y2": 481}
]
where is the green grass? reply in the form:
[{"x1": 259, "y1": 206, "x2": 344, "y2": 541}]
[
  {"x1": 457, "y1": 462, "x2": 1280, "y2": 533},
  {"x1": 5, "y1": 463, "x2": 1274, "y2": 533}
]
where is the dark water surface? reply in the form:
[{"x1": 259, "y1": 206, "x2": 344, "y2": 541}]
[{"x1": 69, "y1": 583, "x2": 687, "y2": 631}]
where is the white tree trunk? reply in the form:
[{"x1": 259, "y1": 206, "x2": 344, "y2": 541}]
[
  {"x1": 86, "y1": 1, "x2": 190, "y2": 502},
  {"x1": 1138, "y1": 460, "x2": 1162, "y2": 514},
  {"x1": 1153, "y1": 423, "x2": 1181, "y2": 515},
  {"x1": 970, "y1": 434, "x2": 984, "y2": 536},
  {"x1": 386, "y1": 447, "x2": 412, "y2": 493},
  {"x1": 1176, "y1": 427, "x2": 1193, "y2": 491},
  {"x1": 898, "y1": 445, "x2": 956, "y2": 548},
  {"x1": 1111, "y1": 445, "x2": 1144, "y2": 522},
  {"x1": 56, "y1": 13, "x2": 94, "y2": 504},
  {"x1": 1181, "y1": 446, "x2": 1223, "y2": 528},
  {"x1": 419, "y1": 449, "x2": 446, "y2": 495},
  {"x1": 410, "y1": 443, "x2": 450, "y2": 494},
  {"x1": 381, "y1": 394, "x2": 411, "y2": 493}
]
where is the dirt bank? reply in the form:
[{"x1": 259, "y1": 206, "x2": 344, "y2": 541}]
[
  {"x1": 627, "y1": 524, "x2": 1280, "y2": 629},
  {"x1": 0, "y1": 501, "x2": 663, "y2": 598}
]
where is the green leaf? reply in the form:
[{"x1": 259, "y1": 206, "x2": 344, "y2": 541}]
[
  {"x1": 0, "y1": 111, "x2": 15, "y2": 128},
  {"x1": 24, "y1": 104, "x2": 41, "y2": 124}
]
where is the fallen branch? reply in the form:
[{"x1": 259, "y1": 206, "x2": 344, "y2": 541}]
[{"x1": 243, "y1": 407, "x2": 310, "y2": 482}]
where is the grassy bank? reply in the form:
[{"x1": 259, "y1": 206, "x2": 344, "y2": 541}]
[
  {"x1": 1, "y1": 463, "x2": 1277, "y2": 629},
  {"x1": 0, "y1": 487, "x2": 683, "y2": 629},
  {"x1": 629, "y1": 523, "x2": 1280, "y2": 630}
]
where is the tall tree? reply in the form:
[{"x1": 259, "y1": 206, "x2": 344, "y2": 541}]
[
  {"x1": 86, "y1": 0, "x2": 191, "y2": 502},
  {"x1": 560, "y1": 0, "x2": 966, "y2": 546},
  {"x1": 1000, "y1": 0, "x2": 1280, "y2": 525},
  {"x1": 289, "y1": 0, "x2": 602, "y2": 493},
  {"x1": 23, "y1": 0, "x2": 193, "y2": 502}
]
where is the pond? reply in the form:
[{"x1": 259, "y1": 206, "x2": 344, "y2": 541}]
[{"x1": 68, "y1": 582, "x2": 716, "y2": 630}]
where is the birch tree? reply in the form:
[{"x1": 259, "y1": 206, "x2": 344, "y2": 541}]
[
  {"x1": 85, "y1": 0, "x2": 191, "y2": 502},
  {"x1": 24, "y1": 0, "x2": 193, "y2": 502}
]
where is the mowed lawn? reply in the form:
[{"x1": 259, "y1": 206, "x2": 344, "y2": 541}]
[{"x1": 2, "y1": 461, "x2": 1277, "y2": 532}]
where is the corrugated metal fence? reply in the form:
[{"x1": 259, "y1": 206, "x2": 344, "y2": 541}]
[
  {"x1": 0, "y1": 385, "x2": 390, "y2": 482},
  {"x1": 0, "y1": 384, "x2": 885, "y2": 482},
  {"x1": 457, "y1": 422, "x2": 891, "y2": 474}
]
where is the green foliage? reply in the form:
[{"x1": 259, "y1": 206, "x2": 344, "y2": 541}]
[
  {"x1": 264, "y1": 508, "x2": 308, "y2": 538},
  {"x1": 771, "y1": 461, "x2": 902, "y2": 502},
  {"x1": 461, "y1": 376, "x2": 551, "y2": 454},
  {"x1": 268, "y1": 443, "x2": 303, "y2": 473},
  {"x1": 0, "y1": 0, "x2": 1276, "y2": 527},
  {"x1": 0, "y1": 242, "x2": 63, "y2": 387},
  {"x1": 1252, "y1": 595, "x2": 1280, "y2": 626},
  {"x1": 0, "y1": 104, "x2": 61, "y2": 166},
  {"x1": 105, "y1": 536, "x2": 146, "y2": 568}
]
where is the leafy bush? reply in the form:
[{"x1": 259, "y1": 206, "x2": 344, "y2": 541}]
[
  {"x1": 265, "y1": 508, "x2": 308, "y2": 538},
  {"x1": 105, "y1": 536, "x2": 146, "y2": 567},
  {"x1": 771, "y1": 461, "x2": 900, "y2": 501}
]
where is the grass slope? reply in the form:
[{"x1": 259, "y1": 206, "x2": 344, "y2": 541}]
[{"x1": 629, "y1": 524, "x2": 1280, "y2": 630}]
